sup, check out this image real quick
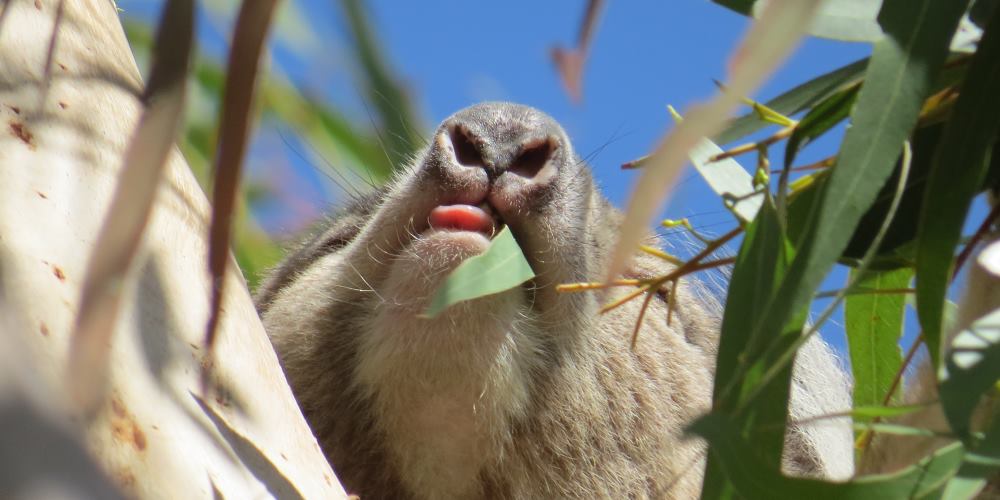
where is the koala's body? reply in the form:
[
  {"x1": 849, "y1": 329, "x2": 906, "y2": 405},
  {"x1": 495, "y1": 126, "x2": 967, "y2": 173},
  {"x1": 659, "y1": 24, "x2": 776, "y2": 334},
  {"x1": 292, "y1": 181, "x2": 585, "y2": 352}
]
[{"x1": 256, "y1": 103, "x2": 854, "y2": 499}]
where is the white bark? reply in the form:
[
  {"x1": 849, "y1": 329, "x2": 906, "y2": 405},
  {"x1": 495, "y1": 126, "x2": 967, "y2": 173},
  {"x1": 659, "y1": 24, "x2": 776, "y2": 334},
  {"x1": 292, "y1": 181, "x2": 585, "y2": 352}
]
[{"x1": 0, "y1": 0, "x2": 344, "y2": 497}]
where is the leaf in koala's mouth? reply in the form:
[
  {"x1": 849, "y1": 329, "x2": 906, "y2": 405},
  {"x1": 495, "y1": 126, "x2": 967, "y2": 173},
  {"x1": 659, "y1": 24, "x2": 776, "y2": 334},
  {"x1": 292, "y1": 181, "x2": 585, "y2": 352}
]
[{"x1": 422, "y1": 225, "x2": 535, "y2": 318}]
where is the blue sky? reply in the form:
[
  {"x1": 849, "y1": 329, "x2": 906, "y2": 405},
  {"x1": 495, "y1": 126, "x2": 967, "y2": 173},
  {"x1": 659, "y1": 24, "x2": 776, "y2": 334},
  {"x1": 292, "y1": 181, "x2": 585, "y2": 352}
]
[{"x1": 121, "y1": 1, "x2": 956, "y2": 360}]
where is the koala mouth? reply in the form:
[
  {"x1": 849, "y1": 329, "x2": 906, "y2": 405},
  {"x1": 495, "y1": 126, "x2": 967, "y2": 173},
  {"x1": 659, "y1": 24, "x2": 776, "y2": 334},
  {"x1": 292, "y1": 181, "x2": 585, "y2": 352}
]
[{"x1": 427, "y1": 203, "x2": 500, "y2": 237}]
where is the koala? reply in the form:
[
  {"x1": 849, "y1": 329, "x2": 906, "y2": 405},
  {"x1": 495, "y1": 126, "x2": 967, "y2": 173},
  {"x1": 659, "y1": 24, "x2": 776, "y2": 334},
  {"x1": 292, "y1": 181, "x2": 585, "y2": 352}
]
[{"x1": 256, "y1": 102, "x2": 854, "y2": 499}]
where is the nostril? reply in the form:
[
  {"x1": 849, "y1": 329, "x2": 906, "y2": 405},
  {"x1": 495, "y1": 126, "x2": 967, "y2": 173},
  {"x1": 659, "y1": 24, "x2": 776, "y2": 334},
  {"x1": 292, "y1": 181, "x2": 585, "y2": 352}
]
[
  {"x1": 510, "y1": 138, "x2": 557, "y2": 179},
  {"x1": 449, "y1": 125, "x2": 486, "y2": 168}
]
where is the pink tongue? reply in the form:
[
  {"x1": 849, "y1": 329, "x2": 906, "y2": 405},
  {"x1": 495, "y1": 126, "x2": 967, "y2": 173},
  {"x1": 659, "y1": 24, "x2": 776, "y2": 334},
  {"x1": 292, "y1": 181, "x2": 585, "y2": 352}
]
[{"x1": 429, "y1": 205, "x2": 495, "y2": 234}]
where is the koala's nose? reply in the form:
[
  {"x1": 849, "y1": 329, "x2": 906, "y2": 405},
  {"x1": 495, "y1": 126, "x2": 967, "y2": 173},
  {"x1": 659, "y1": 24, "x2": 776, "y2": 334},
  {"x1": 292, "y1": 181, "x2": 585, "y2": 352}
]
[{"x1": 444, "y1": 121, "x2": 560, "y2": 183}]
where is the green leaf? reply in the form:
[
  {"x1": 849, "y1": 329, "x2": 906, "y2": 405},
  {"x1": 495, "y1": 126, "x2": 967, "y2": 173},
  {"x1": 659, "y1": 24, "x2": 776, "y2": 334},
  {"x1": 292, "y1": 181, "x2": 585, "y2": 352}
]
[
  {"x1": 916, "y1": 4, "x2": 1000, "y2": 369},
  {"x1": 691, "y1": 413, "x2": 965, "y2": 499},
  {"x1": 784, "y1": 84, "x2": 859, "y2": 168},
  {"x1": 744, "y1": 0, "x2": 970, "y2": 392},
  {"x1": 711, "y1": 0, "x2": 757, "y2": 16},
  {"x1": 423, "y1": 226, "x2": 535, "y2": 318},
  {"x1": 850, "y1": 403, "x2": 929, "y2": 420},
  {"x1": 846, "y1": 268, "x2": 911, "y2": 410},
  {"x1": 939, "y1": 304, "x2": 1000, "y2": 439},
  {"x1": 799, "y1": 0, "x2": 884, "y2": 42},
  {"x1": 703, "y1": 198, "x2": 802, "y2": 498},
  {"x1": 729, "y1": 0, "x2": 886, "y2": 42},
  {"x1": 942, "y1": 413, "x2": 1000, "y2": 499},
  {"x1": 971, "y1": 0, "x2": 999, "y2": 28},
  {"x1": 842, "y1": 124, "x2": 943, "y2": 262},
  {"x1": 687, "y1": 134, "x2": 763, "y2": 223},
  {"x1": 852, "y1": 422, "x2": 940, "y2": 438},
  {"x1": 716, "y1": 58, "x2": 868, "y2": 145}
]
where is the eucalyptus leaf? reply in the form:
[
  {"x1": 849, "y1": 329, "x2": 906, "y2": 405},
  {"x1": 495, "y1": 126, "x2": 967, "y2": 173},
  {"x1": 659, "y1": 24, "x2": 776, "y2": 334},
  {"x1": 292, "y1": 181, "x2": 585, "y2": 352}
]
[
  {"x1": 852, "y1": 422, "x2": 940, "y2": 438},
  {"x1": 744, "y1": 0, "x2": 970, "y2": 386},
  {"x1": 608, "y1": 0, "x2": 823, "y2": 283},
  {"x1": 711, "y1": 0, "x2": 756, "y2": 16},
  {"x1": 691, "y1": 413, "x2": 966, "y2": 499},
  {"x1": 939, "y1": 304, "x2": 1000, "y2": 440},
  {"x1": 703, "y1": 198, "x2": 801, "y2": 499},
  {"x1": 851, "y1": 403, "x2": 929, "y2": 420},
  {"x1": 715, "y1": 58, "x2": 868, "y2": 145},
  {"x1": 783, "y1": 84, "x2": 858, "y2": 169},
  {"x1": 755, "y1": 0, "x2": 884, "y2": 43},
  {"x1": 846, "y1": 268, "x2": 910, "y2": 409},
  {"x1": 916, "y1": 4, "x2": 1000, "y2": 369},
  {"x1": 688, "y1": 137, "x2": 763, "y2": 223},
  {"x1": 423, "y1": 226, "x2": 535, "y2": 318},
  {"x1": 942, "y1": 413, "x2": 1000, "y2": 499}
]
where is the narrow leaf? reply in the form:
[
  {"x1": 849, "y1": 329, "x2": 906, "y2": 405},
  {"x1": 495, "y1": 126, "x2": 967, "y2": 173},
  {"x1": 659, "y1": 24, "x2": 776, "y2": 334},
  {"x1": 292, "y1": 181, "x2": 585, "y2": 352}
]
[
  {"x1": 939, "y1": 297, "x2": 1000, "y2": 439},
  {"x1": 845, "y1": 268, "x2": 910, "y2": 409},
  {"x1": 741, "y1": 0, "x2": 970, "y2": 393},
  {"x1": 850, "y1": 403, "x2": 929, "y2": 420},
  {"x1": 711, "y1": 0, "x2": 756, "y2": 16},
  {"x1": 684, "y1": 120, "x2": 763, "y2": 223},
  {"x1": 916, "y1": 3, "x2": 1000, "y2": 368},
  {"x1": 716, "y1": 58, "x2": 868, "y2": 145},
  {"x1": 703, "y1": 198, "x2": 802, "y2": 498},
  {"x1": 608, "y1": 0, "x2": 822, "y2": 282},
  {"x1": 205, "y1": 0, "x2": 280, "y2": 362},
  {"x1": 691, "y1": 413, "x2": 966, "y2": 499},
  {"x1": 942, "y1": 413, "x2": 1000, "y2": 499},
  {"x1": 751, "y1": 0, "x2": 885, "y2": 43},
  {"x1": 423, "y1": 226, "x2": 536, "y2": 318},
  {"x1": 852, "y1": 422, "x2": 940, "y2": 438},
  {"x1": 67, "y1": 0, "x2": 193, "y2": 410},
  {"x1": 784, "y1": 84, "x2": 859, "y2": 168}
]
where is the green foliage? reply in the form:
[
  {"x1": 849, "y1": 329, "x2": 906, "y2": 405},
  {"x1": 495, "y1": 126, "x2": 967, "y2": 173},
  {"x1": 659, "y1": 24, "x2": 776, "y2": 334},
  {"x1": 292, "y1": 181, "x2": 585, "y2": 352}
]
[
  {"x1": 697, "y1": 0, "x2": 1000, "y2": 497},
  {"x1": 694, "y1": 413, "x2": 966, "y2": 499},
  {"x1": 845, "y1": 268, "x2": 909, "y2": 409},
  {"x1": 916, "y1": 4, "x2": 1000, "y2": 369}
]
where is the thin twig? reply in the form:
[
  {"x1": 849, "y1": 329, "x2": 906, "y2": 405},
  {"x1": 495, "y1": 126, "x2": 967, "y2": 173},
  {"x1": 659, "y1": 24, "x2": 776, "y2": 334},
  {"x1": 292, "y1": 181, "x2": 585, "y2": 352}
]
[
  {"x1": 953, "y1": 201, "x2": 1000, "y2": 280},
  {"x1": 630, "y1": 291, "x2": 657, "y2": 350}
]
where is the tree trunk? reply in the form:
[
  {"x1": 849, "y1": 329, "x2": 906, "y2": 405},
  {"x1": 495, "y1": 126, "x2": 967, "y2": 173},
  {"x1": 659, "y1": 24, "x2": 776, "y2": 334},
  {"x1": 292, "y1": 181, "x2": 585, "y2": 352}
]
[{"x1": 0, "y1": 0, "x2": 345, "y2": 497}]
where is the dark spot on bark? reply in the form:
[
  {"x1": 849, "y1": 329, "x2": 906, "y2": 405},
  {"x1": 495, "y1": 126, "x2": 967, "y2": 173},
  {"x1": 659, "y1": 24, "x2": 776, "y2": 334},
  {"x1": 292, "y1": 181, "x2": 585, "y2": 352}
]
[
  {"x1": 58, "y1": 101, "x2": 68, "y2": 109},
  {"x1": 39, "y1": 321, "x2": 49, "y2": 336},
  {"x1": 51, "y1": 264, "x2": 65, "y2": 282},
  {"x1": 36, "y1": 190, "x2": 48, "y2": 199},
  {"x1": 132, "y1": 426, "x2": 147, "y2": 451},
  {"x1": 34, "y1": 0, "x2": 42, "y2": 9},
  {"x1": 115, "y1": 469, "x2": 136, "y2": 490},
  {"x1": 110, "y1": 397, "x2": 127, "y2": 418},
  {"x1": 7, "y1": 104, "x2": 20, "y2": 114},
  {"x1": 9, "y1": 121, "x2": 34, "y2": 148},
  {"x1": 109, "y1": 396, "x2": 147, "y2": 453}
]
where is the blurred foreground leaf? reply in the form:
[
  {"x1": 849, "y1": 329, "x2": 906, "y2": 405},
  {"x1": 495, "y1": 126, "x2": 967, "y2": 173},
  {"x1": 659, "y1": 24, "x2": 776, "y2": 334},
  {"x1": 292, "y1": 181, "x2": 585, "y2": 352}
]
[{"x1": 916, "y1": 4, "x2": 1000, "y2": 368}]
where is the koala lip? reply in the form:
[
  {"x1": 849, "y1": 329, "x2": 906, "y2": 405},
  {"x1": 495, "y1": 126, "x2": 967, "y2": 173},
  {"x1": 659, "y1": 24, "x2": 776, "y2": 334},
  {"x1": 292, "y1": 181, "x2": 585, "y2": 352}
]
[{"x1": 427, "y1": 203, "x2": 499, "y2": 236}]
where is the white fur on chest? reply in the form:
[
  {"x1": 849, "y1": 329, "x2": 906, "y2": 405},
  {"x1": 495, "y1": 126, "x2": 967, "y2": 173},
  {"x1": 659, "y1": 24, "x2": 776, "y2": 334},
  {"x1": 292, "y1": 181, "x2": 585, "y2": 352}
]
[{"x1": 352, "y1": 232, "x2": 545, "y2": 499}]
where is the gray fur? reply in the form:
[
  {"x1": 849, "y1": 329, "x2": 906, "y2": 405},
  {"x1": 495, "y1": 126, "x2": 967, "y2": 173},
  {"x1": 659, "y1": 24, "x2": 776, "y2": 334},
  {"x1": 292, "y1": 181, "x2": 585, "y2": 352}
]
[{"x1": 257, "y1": 103, "x2": 853, "y2": 499}]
